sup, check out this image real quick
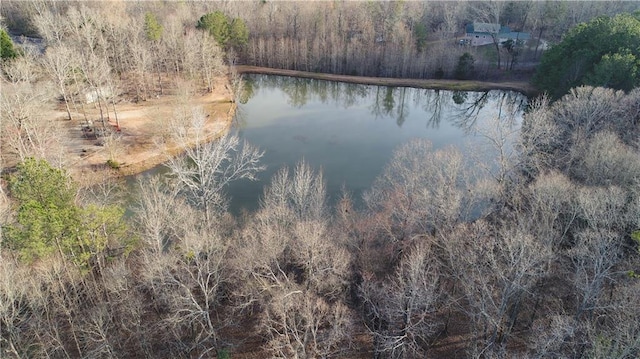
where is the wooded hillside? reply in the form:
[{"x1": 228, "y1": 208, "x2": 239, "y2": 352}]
[{"x1": 1, "y1": 1, "x2": 639, "y2": 358}]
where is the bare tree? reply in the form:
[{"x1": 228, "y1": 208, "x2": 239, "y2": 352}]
[
  {"x1": 528, "y1": 314, "x2": 583, "y2": 358},
  {"x1": 473, "y1": 92, "x2": 522, "y2": 187},
  {"x1": 0, "y1": 257, "x2": 47, "y2": 358},
  {"x1": 523, "y1": 171, "x2": 578, "y2": 249},
  {"x1": 443, "y1": 221, "x2": 550, "y2": 354},
  {"x1": 127, "y1": 31, "x2": 153, "y2": 102},
  {"x1": 76, "y1": 303, "x2": 117, "y2": 358},
  {"x1": 133, "y1": 175, "x2": 186, "y2": 253},
  {"x1": 575, "y1": 131, "x2": 640, "y2": 188},
  {"x1": 360, "y1": 240, "x2": 444, "y2": 358},
  {"x1": 30, "y1": 0, "x2": 68, "y2": 45},
  {"x1": 166, "y1": 107, "x2": 263, "y2": 225},
  {"x1": 261, "y1": 160, "x2": 328, "y2": 223},
  {"x1": 239, "y1": 162, "x2": 345, "y2": 299},
  {"x1": 364, "y1": 139, "x2": 466, "y2": 243},
  {"x1": 583, "y1": 278, "x2": 640, "y2": 358},
  {"x1": 0, "y1": 77, "x2": 66, "y2": 167},
  {"x1": 101, "y1": 131, "x2": 123, "y2": 166},
  {"x1": 40, "y1": 44, "x2": 76, "y2": 120},
  {"x1": 551, "y1": 87, "x2": 624, "y2": 173},
  {"x1": 232, "y1": 161, "x2": 354, "y2": 357},
  {"x1": 229, "y1": 67, "x2": 245, "y2": 104},
  {"x1": 517, "y1": 94, "x2": 562, "y2": 178},
  {"x1": 197, "y1": 31, "x2": 225, "y2": 93},
  {"x1": 261, "y1": 279, "x2": 353, "y2": 359},
  {"x1": 569, "y1": 228, "x2": 623, "y2": 321},
  {"x1": 468, "y1": 0, "x2": 506, "y2": 70},
  {"x1": 576, "y1": 185, "x2": 630, "y2": 233},
  {"x1": 136, "y1": 202, "x2": 231, "y2": 356}
]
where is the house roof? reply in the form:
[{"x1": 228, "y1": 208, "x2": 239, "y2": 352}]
[
  {"x1": 501, "y1": 31, "x2": 531, "y2": 40},
  {"x1": 467, "y1": 22, "x2": 501, "y2": 33},
  {"x1": 465, "y1": 22, "x2": 530, "y2": 40}
]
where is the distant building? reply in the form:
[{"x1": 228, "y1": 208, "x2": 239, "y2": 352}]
[
  {"x1": 464, "y1": 22, "x2": 530, "y2": 46},
  {"x1": 84, "y1": 87, "x2": 113, "y2": 104}
]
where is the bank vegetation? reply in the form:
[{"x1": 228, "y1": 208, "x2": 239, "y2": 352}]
[{"x1": 1, "y1": 1, "x2": 639, "y2": 358}]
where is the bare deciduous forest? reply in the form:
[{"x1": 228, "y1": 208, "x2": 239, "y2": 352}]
[{"x1": 1, "y1": 1, "x2": 639, "y2": 358}]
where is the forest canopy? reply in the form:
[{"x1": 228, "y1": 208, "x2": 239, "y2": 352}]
[
  {"x1": 1, "y1": 1, "x2": 639, "y2": 358},
  {"x1": 533, "y1": 11, "x2": 640, "y2": 99}
]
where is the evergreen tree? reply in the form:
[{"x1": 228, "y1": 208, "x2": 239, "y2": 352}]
[
  {"x1": 454, "y1": 52, "x2": 475, "y2": 80},
  {"x1": 197, "y1": 11, "x2": 249, "y2": 51},
  {"x1": 197, "y1": 11, "x2": 230, "y2": 47},
  {"x1": 533, "y1": 12, "x2": 640, "y2": 99},
  {"x1": 0, "y1": 29, "x2": 18, "y2": 60},
  {"x1": 3, "y1": 158, "x2": 128, "y2": 269},
  {"x1": 144, "y1": 12, "x2": 163, "y2": 42},
  {"x1": 229, "y1": 17, "x2": 249, "y2": 49}
]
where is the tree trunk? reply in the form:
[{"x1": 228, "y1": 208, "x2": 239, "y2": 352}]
[
  {"x1": 492, "y1": 35, "x2": 501, "y2": 70},
  {"x1": 534, "y1": 27, "x2": 544, "y2": 60}
]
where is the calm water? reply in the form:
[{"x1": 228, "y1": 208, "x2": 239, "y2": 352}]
[{"x1": 222, "y1": 75, "x2": 527, "y2": 213}]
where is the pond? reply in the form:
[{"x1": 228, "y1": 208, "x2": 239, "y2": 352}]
[
  {"x1": 131, "y1": 75, "x2": 527, "y2": 214},
  {"x1": 221, "y1": 74, "x2": 528, "y2": 213}
]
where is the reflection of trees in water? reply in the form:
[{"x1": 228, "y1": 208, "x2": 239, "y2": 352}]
[
  {"x1": 370, "y1": 87, "x2": 384, "y2": 119},
  {"x1": 248, "y1": 74, "x2": 369, "y2": 108},
  {"x1": 395, "y1": 87, "x2": 409, "y2": 127},
  {"x1": 239, "y1": 76, "x2": 255, "y2": 104},
  {"x1": 411, "y1": 89, "x2": 448, "y2": 129},
  {"x1": 244, "y1": 75, "x2": 526, "y2": 131},
  {"x1": 497, "y1": 91, "x2": 527, "y2": 124},
  {"x1": 452, "y1": 91, "x2": 467, "y2": 105},
  {"x1": 450, "y1": 91, "x2": 489, "y2": 133},
  {"x1": 383, "y1": 87, "x2": 395, "y2": 116},
  {"x1": 342, "y1": 82, "x2": 369, "y2": 107},
  {"x1": 413, "y1": 89, "x2": 526, "y2": 133},
  {"x1": 283, "y1": 77, "x2": 310, "y2": 107},
  {"x1": 450, "y1": 91, "x2": 526, "y2": 134},
  {"x1": 426, "y1": 90, "x2": 445, "y2": 128},
  {"x1": 233, "y1": 105, "x2": 249, "y2": 130},
  {"x1": 370, "y1": 86, "x2": 411, "y2": 127}
]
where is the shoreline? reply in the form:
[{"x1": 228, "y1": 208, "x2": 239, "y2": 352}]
[
  {"x1": 68, "y1": 66, "x2": 538, "y2": 185},
  {"x1": 71, "y1": 102, "x2": 236, "y2": 187},
  {"x1": 115, "y1": 103, "x2": 236, "y2": 177},
  {"x1": 234, "y1": 65, "x2": 539, "y2": 97},
  {"x1": 65, "y1": 78, "x2": 237, "y2": 187}
]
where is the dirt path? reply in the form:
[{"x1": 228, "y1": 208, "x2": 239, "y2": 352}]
[{"x1": 235, "y1": 65, "x2": 539, "y2": 97}]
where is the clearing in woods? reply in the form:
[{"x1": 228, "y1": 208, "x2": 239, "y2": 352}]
[{"x1": 36, "y1": 76, "x2": 234, "y2": 186}]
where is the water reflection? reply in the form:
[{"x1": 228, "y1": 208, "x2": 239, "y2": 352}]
[
  {"x1": 225, "y1": 74, "x2": 527, "y2": 213},
  {"x1": 241, "y1": 75, "x2": 526, "y2": 131}
]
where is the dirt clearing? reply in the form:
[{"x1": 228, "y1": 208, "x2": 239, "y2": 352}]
[{"x1": 61, "y1": 77, "x2": 234, "y2": 185}]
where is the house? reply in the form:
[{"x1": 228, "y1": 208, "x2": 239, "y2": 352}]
[{"x1": 464, "y1": 22, "x2": 530, "y2": 46}]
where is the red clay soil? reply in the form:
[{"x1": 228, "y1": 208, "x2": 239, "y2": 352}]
[{"x1": 63, "y1": 77, "x2": 235, "y2": 186}]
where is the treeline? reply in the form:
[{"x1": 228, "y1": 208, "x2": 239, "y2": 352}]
[
  {"x1": 533, "y1": 11, "x2": 640, "y2": 99},
  {"x1": 3, "y1": 1, "x2": 638, "y2": 80},
  {"x1": 1, "y1": 90, "x2": 639, "y2": 357},
  {"x1": 1, "y1": 0, "x2": 227, "y2": 102},
  {"x1": 0, "y1": 1, "x2": 229, "y2": 168},
  {"x1": 220, "y1": 0, "x2": 636, "y2": 78}
]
